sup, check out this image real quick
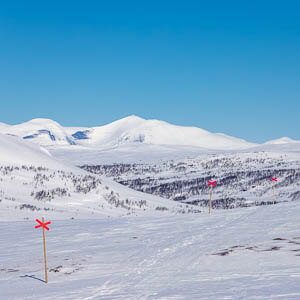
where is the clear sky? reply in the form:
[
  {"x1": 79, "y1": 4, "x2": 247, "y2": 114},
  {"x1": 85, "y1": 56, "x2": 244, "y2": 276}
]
[{"x1": 0, "y1": 1, "x2": 299, "y2": 143}]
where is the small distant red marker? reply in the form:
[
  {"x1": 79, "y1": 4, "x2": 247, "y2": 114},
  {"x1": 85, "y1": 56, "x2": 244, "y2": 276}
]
[
  {"x1": 208, "y1": 180, "x2": 217, "y2": 187},
  {"x1": 207, "y1": 180, "x2": 216, "y2": 214},
  {"x1": 35, "y1": 218, "x2": 51, "y2": 231},
  {"x1": 271, "y1": 177, "x2": 278, "y2": 182}
]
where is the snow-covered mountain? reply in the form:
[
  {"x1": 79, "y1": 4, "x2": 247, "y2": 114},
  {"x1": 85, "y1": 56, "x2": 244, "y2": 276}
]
[
  {"x1": 3, "y1": 118, "x2": 76, "y2": 146},
  {"x1": 0, "y1": 133, "x2": 198, "y2": 220},
  {"x1": 265, "y1": 137, "x2": 300, "y2": 145},
  {"x1": 2, "y1": 116, "x2": 300, "y2": 153},
  {"x1": 74, "y1": 115, "x2": 257, "y2": 150},
  {"x1": 1, "y1": 116, "x2": 257, "y2": 150}
]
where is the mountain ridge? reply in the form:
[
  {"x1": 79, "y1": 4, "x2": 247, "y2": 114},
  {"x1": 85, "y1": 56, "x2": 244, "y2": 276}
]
[
  {"x1": 0, "y1": 116, "x2": 256, "y2": 150},
  {"x1": 1, "y1": 116, "x2": 300, "y2": 150}
]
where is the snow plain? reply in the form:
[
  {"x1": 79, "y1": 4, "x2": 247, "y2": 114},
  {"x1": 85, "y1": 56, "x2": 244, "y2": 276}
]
[{"x1": 1, "y1": 201, "x2": 300, "y2": 299}]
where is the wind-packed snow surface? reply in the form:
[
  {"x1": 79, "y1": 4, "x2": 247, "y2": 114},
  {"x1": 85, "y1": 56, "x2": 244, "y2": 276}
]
[{"x1": 1, "y1": 201, "x2": 300, "y2": 299}]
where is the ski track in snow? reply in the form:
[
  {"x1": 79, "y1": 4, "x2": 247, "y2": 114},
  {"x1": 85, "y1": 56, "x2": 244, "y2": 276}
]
[{"x1": 1, "y1": 201, "x2": 300, "y2": 299}]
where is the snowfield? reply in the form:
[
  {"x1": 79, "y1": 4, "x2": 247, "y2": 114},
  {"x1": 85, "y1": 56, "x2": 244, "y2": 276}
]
[
  {"x1": 1, "y1": 117, "x2": 300, "y2": 299},
  {"x1": 1, "y1": 201, "x2": 300, "y2": 299}
]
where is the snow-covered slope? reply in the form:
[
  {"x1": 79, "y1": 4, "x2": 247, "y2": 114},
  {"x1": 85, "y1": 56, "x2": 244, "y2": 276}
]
[
  {"x1": 0, "y1": 134, "x2": 197, "y2": 220},
  {"x1": 0, "y1": 116, "x2": 257, "y2": 150},
  {"x1": 0, "y1": 133, "x2": 59, "y2": 167}
]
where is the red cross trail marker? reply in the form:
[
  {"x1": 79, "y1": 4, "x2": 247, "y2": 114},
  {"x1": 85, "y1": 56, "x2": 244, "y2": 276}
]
[
  {"x1": 34, "y1": 217, "x2": 51, "y2": 283},
  {"x1": 271, "y1": 178, "x2": 278, "y2": 204},
  {"x1": 207, "y1": 180, "x2": 217, "y2": 214},
  {"x1": 35, "y1": 219, "x2": 51, "y2": 231}
]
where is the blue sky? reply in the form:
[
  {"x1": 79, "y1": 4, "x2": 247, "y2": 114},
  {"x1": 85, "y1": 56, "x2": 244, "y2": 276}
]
[{"x1": 0, "y1": 1, "x2": 299, "y2": 143}]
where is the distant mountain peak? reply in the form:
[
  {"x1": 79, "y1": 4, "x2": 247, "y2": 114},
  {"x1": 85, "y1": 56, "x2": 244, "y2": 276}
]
[
  {"x1": 110, "y1": 115, "x2": 146, "y2": 125},
  {"x1": 122, "y1": 115, "x2": 145, "y2": 121},
  {"x1": 2, "y1": 118, "x2": 75, "y2": 146},
  {"x1": 265, "y1": 137, "x2": 300, "y2": 145},
  {"x1": 21, "y1": 118, "x2": 62, "y2": 126}
]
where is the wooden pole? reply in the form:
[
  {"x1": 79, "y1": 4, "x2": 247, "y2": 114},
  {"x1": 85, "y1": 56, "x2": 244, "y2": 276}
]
[
  {"x1": 209, "y1": 185, "x2": 213, "y2": 214},
  {"x1": 42, "y1": 217, "x2": 48, "y2": 284},
  {"x1": 272, "y1": 184, "x2": 275, "y2": 205}
]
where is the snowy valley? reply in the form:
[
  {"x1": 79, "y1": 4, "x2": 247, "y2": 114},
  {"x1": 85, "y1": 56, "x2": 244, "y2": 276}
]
[
  {"x1": 0, "y1": 133, "x2": 197, "y2": 222},
  {"x1": 81, "y1": 151, "x2": 300, "y2": 209}
]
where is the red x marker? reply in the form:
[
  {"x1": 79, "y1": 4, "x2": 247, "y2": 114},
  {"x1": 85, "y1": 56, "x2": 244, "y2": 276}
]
[
  {"x1": 208, "y1": 180, "x2": 217, "y2": 187},
  {"x1": 271, "y1": 177, "x2": 278, "y2": 182},
  {"x1": 35, "y1": 219, "x2": 51, "y2": 231}
]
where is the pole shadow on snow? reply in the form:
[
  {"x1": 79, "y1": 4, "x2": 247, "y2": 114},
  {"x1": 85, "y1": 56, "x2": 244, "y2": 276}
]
[{"x1": 20, "y1": 274, "x2": 47, "y2": 284}]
